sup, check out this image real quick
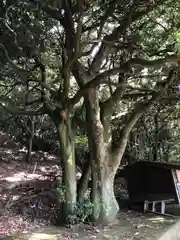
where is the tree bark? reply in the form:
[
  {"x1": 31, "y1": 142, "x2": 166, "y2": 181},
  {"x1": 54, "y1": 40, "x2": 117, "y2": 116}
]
[
  {"x1": 85, "y1": 89, "x2": 102, "y2": 222},
  {"x1": 85, "y1": 89, "x2": 119, "y2": 224},
  {"x1": 99, "y1": 164, "x2": 119, "y2": 224},
  {"x1": 55, "y1": 113, "x2": 77, "y2": 223}
]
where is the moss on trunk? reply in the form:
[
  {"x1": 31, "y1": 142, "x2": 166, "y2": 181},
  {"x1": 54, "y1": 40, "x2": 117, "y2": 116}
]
[{"x1": 56, "y1": 118, "x2": 77, "y2": 223}]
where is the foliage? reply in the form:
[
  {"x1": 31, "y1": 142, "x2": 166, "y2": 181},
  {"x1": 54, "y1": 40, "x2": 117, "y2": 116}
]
[
  {"x1": 123, "y1": 97, "x2": 180, "y2": 164},
  {"x1": 1, "y1": 0, "x2": 180, "y2": 224},
  {"x1": 175, "y1": 32, "x2": 180, "y2": 54},
  {"x1": 52, "y1": 181, "x2": 93, "y2": 224},
  {"x1": 75, "y1": 198, "x2": 93, "y2": 223},
  {"x1": 65, "y1": 198, "x2": 93, "y2": 224},
  {"x1": 55, "y1": 184, "x2": 66, "y2": 203},
  {"x1": 75, "y1": 135, "x2": 88, "y2": 165}
]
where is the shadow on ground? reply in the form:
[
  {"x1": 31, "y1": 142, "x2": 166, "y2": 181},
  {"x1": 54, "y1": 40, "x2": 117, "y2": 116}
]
[
  {"x1": 0, "y1": 146, "x2": 180, "y2": 240},
  {"x1": 13, "y1": 212, "x2": 179, "y2": 240}
]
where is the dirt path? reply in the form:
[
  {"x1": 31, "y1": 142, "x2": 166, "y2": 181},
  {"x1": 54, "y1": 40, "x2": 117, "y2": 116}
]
[
  {"x1": 14, "y1": 211, "x2": 179, "y2": 240},
  {"x1": 0, "y1": 147, "x2": 180, "y2": 240}
]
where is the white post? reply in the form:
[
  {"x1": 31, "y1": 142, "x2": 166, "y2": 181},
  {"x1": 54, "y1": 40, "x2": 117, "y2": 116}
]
[
  {"x1": 161, "y1": 201, "x2": 165, "y2": 214},
  {"x1": 152, "y1": 202, "x2": 156, "y2": 212}
]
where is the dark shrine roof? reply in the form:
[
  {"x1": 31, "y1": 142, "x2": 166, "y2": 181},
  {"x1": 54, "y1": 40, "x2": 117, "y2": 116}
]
[{"x1": 125, "y1": 161, "x2": 180, "y2": 170}]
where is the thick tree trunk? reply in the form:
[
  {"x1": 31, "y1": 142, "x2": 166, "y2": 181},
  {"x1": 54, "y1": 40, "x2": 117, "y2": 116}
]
[
  {"x1": 83, "y1": 74, "x2": 163, "y2": 224},
  {"x1": 85, "y1": 89, "x2": 119, "y2": 224},
  {"x1": 85, "y1": 90, "x2": 102, "y2": 222},
  {"x1": 91, "y1": 149, "x2": 119, "y2": 224},
  {"x1": 99, "y1": 165, "x2": 119, "y2": 224},
  {"x1": 91, "y1": 156, "x2": 101, "y2": 222},
  {"x1": 56, "y1": 116, "x2": 77, "y2": 223}
]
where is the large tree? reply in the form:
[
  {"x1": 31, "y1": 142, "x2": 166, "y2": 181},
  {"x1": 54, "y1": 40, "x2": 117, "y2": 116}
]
[
  {"x1": 69, "y1": 0, "x2": 180, "y2": 223},
  {"x1": 0, "y1": 0, "x2": 180, "y2": 224}
]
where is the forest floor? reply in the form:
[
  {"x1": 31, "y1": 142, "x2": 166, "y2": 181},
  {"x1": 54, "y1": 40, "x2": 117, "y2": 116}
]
[{"x1": 0, "y1": 145, "x2": 180, "y2": 240}]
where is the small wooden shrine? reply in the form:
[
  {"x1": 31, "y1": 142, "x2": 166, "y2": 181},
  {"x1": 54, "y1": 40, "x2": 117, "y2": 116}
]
[{"x1": 124, "y1": 161, "x2": 180, "y2": 216}]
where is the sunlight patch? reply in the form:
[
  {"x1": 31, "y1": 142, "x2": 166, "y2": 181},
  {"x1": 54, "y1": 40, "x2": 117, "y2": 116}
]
[
  {"x1": 148, "y1": 216, "x2": 174, "y2": 224},
  {"x1": 5, "y1": 172, "x2": 27, "y2": 182},
  {"x1": 76, "y1": 172, "x2": 82, "y2": 179},
  {"x1": 29, "y1": 233, "x2": 60, "y2": 240},
  {"x1": 158, "y1": 221, "x2": 180, "y2": 239},
  {"x1": 19, "y1": 147, "x2": 27, "y2": 152},
  {"x1": 68, "y1": 155, "x2": 73, "y2": 166},
  {"x1": 4, "y1": 149, "x2": 13, "y2": 154},
  {"x1": 47, "y1": 155, "x2": 56, "y2": 160},
  {"x1": 148, "y1": 216, "x2": 165, "y2": 222},
  {"x1": 5, "y1": 172, "x2": 43, "y2": 182}
]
